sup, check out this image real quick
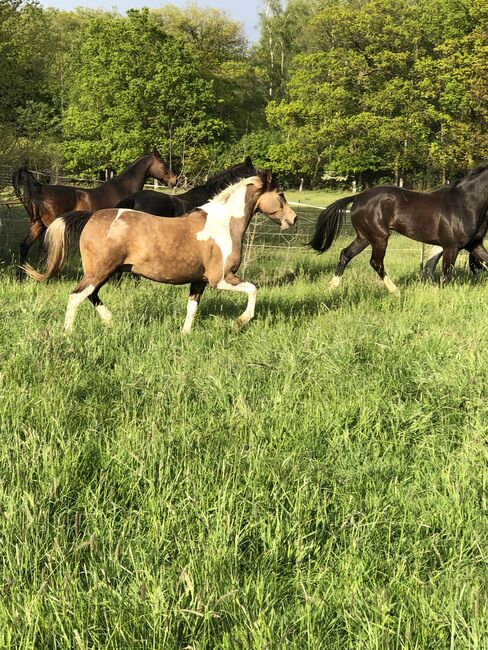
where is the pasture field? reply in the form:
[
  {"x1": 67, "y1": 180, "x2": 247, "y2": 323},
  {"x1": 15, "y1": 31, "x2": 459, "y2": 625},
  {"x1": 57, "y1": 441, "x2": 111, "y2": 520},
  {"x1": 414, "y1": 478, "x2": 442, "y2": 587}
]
[{"x1": 0, "y1": 213, "x2": 487, "y2": 648}]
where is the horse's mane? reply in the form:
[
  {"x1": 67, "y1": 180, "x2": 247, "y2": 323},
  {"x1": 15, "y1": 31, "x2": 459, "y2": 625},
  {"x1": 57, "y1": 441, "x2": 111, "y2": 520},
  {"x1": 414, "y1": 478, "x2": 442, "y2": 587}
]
[
  {"x1": 209, "y1": 171, "x2": 279, "y2": 206},
  {"x1": 209, "y1": 176, "x2": 264, "y2": 205},
  {"x1": 452, "y1": 165, "x2": 488, "y2": 187},
  {"x1": 202, "y1": 159, "x2": 257, "y2": 194}
]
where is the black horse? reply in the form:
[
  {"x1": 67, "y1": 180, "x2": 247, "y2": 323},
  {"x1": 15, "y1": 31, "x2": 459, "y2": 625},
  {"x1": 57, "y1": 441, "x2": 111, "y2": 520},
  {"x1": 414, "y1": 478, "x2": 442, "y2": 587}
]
[
  {"x1": 116, "y1": 156, "x2": 257, "y2": 215},
  {"x1": 310, "y1": 166, "x2": 488, "y2": 292}
]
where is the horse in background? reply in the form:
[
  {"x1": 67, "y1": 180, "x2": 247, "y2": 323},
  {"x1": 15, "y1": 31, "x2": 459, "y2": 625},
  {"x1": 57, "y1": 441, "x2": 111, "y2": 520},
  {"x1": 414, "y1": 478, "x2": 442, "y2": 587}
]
[
  {"x1": 23, "y1": 172, "x2": 297, "y2": 332},
  {"x1": 310, "y1": 166, "x2": 488, "y2": 291},
  {"x1": 12, "y1": 148, "x2": 177, "y2": 273},
  {"x1": 116, "y1": 156, "x2": 257, "y2": 216}
]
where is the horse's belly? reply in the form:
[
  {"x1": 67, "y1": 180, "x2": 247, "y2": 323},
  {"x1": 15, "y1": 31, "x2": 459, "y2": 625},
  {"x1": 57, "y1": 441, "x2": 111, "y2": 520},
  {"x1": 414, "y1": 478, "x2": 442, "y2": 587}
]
[{"x1": 130, "y1": 256, "x2": 204, "y2": 285}]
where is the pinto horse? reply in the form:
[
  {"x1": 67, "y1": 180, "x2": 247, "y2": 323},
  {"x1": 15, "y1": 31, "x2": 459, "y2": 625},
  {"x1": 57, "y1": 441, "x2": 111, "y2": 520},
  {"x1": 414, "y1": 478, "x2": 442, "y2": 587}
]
[
  {"x1": 310, "y1": 166, "x2": 488, "y2": 292},
  {"x1": 23, "y1": 172, "x2": 297, "y2": 332},
  {"x1": 116, "y1": 156, "x2": 257, "y2": 216},
  {"x1": 12, "y1": 148, "x2": 177, "y2": 273}
]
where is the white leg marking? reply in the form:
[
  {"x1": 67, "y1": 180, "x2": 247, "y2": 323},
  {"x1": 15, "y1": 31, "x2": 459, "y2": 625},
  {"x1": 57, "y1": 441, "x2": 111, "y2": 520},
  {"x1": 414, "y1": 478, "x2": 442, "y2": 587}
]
[
  {"x1": 217, "y1": 279, "x2": 257, "y2": 328},
  {"x1": 182, "y1": 299, "x2": 199, "y2": 334},
  {"x1": 383, "y1": 275, "x2": 399, "y2": 294},
  {"x1": 64, "y1": 284, "x2": 95, "y2": 331},
  {"x1": 427, "y1": 245, "x2": 443, "y2": 261},
  {"x1": 329, "y1": 275, "x2": 341, "y2": 290},
  {"x1": 96, "y1": 304, "x2": 113, "y2": 325}
]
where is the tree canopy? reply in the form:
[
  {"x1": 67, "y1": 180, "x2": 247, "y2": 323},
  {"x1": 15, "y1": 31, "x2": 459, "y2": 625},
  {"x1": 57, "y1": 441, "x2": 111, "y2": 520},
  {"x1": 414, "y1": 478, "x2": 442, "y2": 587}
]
[{"x1": 1, "y1": 0, "x2": 486, "y2": 189}]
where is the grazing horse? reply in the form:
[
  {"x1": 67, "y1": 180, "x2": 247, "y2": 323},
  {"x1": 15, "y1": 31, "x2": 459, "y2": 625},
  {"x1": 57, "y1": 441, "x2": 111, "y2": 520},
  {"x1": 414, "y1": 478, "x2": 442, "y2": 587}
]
[
  {"x1": 12, "y1": 148, "x2": 177, "y2": 272},
  {"x1": 310, "y1": 166, "x2": 488, "y2": 291},
  {"x1": 23, "y1": 172, "x2": 297, "y2": 332},
  {"x1": 116, "y1": 156, "x2": 257, "y2": 216}
]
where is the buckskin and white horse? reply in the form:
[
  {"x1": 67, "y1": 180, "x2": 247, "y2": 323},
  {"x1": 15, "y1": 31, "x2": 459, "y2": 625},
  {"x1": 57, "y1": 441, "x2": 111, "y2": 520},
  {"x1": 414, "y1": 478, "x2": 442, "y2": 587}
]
[{"x1": 23, "y1": 171, "x2": 296, "y2": 332}]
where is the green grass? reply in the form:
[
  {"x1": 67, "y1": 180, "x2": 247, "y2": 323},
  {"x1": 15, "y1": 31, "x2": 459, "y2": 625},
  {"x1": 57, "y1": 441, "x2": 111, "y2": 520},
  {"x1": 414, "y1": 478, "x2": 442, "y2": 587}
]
[
  {"x1": 0, "y1": 242, "x2": 487, "y2": 649},
  {"x1": 285, "y1": 189, "x2": 349, "y2": 207}
]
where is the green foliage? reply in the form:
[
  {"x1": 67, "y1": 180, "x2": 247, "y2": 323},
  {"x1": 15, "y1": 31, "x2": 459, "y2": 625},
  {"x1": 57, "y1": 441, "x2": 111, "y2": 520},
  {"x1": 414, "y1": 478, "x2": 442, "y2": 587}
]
[
  {"x1": 62, "y1": 10, "x2": 226, "y2": 176},
  {"x1": 266, "y1": 0, "x2": 488, "y2": 186}
]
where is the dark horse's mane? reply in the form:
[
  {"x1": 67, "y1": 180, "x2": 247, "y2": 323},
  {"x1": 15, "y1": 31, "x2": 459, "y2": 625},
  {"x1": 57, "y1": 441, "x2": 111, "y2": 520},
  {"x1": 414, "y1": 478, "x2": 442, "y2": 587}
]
[
  {"x1": 203, "y1": 156, "x2": 257, "y2": 195},
  {"x1": 451, "y1": 165, "x2": 488, "y2": 188}
]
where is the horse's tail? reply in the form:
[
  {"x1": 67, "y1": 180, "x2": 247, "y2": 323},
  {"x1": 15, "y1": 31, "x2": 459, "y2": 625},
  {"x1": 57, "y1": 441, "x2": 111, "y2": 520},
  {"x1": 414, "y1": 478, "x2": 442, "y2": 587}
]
[
  {"x1": 309, "y1": 195, "x2": 356, "y2": 253},
  {"x1": 12, "y1": 167, "x2": 46, "y2": 221},
  {"x1": 22, "y1": 211, "x2": 92, "y2": 282}
]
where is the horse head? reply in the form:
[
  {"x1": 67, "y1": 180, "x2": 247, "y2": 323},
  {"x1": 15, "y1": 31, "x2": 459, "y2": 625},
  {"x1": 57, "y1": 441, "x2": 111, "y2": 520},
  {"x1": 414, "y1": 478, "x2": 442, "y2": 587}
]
[
  {"x1": 149, "y1": 147, "x2": 177, "y2": 188},
  {"x1": 254, "y1": 170, "x2": 297, "y2": 230}
]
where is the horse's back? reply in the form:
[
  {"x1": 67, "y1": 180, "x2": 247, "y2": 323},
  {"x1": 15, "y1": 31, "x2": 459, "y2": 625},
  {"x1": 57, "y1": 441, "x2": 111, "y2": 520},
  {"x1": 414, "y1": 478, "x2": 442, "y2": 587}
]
[{"x1": 115, "y1": 190, "x2": 176, "y2": 216}]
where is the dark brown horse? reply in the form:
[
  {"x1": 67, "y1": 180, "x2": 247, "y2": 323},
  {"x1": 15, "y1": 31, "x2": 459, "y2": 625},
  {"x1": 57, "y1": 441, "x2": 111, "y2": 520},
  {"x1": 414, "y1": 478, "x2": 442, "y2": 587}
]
[
  {"x1": 23, "y1": 172, "x2": 297, "y2": 332},
  {"x1": 116, "y1": 156, "x2": 258, "y2": 216},
  {"x1": 12, "y1": 148, "x2": 177, "y2": 272},
  {"x1": 310, "y1": 166, "x2": 488, "y2": 291}
]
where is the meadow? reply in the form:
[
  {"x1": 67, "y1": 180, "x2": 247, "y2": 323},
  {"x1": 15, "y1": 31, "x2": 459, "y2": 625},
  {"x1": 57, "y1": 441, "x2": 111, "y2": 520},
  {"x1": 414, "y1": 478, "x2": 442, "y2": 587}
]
[{"x1": 0, "y1": 204, "x2": 487, "y2": 648}]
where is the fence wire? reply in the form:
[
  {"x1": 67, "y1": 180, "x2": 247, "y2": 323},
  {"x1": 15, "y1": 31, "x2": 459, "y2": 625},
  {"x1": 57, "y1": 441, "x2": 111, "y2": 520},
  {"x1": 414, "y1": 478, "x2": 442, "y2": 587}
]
[{"x1": 0, "y1": 196, "x2": 463, "y2": 271}]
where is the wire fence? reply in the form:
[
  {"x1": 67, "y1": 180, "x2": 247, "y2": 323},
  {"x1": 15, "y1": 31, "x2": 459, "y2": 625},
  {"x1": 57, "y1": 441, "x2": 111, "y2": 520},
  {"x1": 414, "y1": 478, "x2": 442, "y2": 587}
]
[{"x1": 0, "y1": 181, "x2": 457, "y2": 273}]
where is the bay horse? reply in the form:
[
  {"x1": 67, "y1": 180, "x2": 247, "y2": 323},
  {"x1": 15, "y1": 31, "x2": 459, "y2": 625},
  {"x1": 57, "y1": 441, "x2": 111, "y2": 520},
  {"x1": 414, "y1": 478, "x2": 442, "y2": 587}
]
[
  {"x1": 116, "y1": 156, "x2": 257, "y2": 216},
  {"x1": 310, "y1": 166, "x2": 488, "y2": 291},
  {"x1": 23, "y1": 172, "x2": 297, "y2": 332},
  {"x1": 12, "y1": 148, "x2": 177, "y2": 272}
]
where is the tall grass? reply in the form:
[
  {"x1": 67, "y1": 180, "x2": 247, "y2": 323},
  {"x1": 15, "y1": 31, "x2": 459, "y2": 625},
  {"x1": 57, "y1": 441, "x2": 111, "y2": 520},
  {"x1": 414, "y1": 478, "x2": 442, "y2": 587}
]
[{"x1": 0, "y1": 242, "x2": 487, "y2": 648}]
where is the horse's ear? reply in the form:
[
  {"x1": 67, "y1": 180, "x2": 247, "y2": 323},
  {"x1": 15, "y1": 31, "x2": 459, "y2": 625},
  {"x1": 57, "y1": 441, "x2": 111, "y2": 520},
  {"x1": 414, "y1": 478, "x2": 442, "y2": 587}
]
[
  {"x1": 152, "y1": 146, "x2": 161, "y2": 159},
  {"x1": 266, "y1": 169, "x2": 273, "y2": 188},
  {"x1": 244, "y1": 155, "x2": 252, "y2": 166}
]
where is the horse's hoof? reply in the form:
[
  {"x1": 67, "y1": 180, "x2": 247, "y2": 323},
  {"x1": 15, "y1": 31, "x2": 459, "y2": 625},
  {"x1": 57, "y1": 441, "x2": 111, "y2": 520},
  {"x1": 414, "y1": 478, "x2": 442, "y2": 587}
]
[{"x1": 328, "y1": 276, "x2": 341, "y2": 290}]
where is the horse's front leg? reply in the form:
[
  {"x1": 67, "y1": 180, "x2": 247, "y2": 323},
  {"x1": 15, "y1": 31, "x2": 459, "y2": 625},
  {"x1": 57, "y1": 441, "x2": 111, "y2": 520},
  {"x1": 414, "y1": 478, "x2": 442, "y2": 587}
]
[{"x1": 217, "y1": 272, "x2": 257, "y2": 329}]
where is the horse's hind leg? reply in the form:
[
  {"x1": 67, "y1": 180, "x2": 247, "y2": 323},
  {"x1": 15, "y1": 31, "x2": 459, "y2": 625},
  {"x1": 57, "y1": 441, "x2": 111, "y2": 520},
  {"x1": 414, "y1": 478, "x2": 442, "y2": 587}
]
[
  {"x1": 88, "y1": 289, "x2": 113, "y2": 325},
  {"x1": 182, "y1": 281, "x2": 206, "y2": 334},
  {"x1": 329, "y1": 236, "x2": 369, "y2": 289},
  {"x1": 369, "y1": 238, "x2": 399, "y2": 293},
  {"x1": 421, "y1": 246, "x2": 443, "y2": 282},
  {"x1": 64, "y1": 275, "x2": 112, "y2": 330},
  {"x1": 18, "y1": 219, "x2": 45, "y2": 279},
  {"x1": 468, "y1": 244, "x2": 488, "y2": 274}
]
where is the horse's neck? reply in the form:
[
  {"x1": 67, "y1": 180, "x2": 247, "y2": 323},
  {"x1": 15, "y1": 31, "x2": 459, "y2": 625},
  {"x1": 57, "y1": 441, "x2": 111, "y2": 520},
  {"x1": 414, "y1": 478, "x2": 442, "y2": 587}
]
[
  {"x1": 106, "y1": 156, "x2": 150, "y2": 194},
  {"x1": 460, "y1": 174, "x2": 488, "y2": 219},
  {"x1": 200, "y1": 188, "x2": 255, "y2": 254}
]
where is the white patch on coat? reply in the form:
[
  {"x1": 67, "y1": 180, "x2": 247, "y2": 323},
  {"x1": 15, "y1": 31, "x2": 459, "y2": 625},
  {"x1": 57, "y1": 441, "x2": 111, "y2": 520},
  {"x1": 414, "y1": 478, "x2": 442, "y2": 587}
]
[
  {"x1": 329, "y1": 275, "x2": 341, "y2": 289},
  {"x1": 96, "y1": 304, "x2": 113, "y2": 324},
  {"x1": 383, "y1": 275, "x2": 399, "y2": 294},
  {"x1": 216, "y1": 279, "x2": 257, "y2": 327},
  {"x1": 182, "y1": 298, "x2": 199, "y2": 334},
  {"x1": 196, "y1": 184, "x2": 249, "y2": 275},
  {"x1": 64, "y1": 284, "x2": 95, "y2": 331},
  {"x1": 114, "y1": 209, "x2": 128, "y2": 221}
]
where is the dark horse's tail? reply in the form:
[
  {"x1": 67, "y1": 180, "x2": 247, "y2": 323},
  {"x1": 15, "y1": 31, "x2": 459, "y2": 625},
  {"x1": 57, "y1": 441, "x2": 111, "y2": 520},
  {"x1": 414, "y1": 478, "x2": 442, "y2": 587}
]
[
  {"x1": 309, "y1": 195, "x2": 356, "y2": 253},
  {"x1": 12, "y1": 167, "x2": 46, "y2": 221},
  {"x1": 22, "y1": 211, "x2": 92, "y2": 282}
]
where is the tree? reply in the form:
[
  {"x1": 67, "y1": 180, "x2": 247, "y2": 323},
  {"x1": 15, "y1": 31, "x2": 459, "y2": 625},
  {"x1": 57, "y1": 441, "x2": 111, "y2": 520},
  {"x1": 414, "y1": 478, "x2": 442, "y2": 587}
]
[
  {"x1": 62, "y1": 10, "x2": 227, "y2": 177},
  {"x1": 152, "y1": 3, "x2": 265, "y2": 140},
  {"x1": 265, "y1": 0, "x2": 488, "y2": 187}
]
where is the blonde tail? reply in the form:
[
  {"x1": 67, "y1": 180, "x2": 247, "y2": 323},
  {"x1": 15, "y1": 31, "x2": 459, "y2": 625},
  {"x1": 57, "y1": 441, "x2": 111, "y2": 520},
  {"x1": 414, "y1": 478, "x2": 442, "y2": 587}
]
[{"x1": 22, "y1": 211, "x2": 92, "y2": 282}]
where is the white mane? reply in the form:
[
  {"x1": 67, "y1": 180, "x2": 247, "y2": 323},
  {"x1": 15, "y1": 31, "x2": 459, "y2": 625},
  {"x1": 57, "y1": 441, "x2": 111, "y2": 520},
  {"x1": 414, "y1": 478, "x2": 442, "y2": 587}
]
[{"x1": 209, "y1": 176, "x2": 263, "y2": 205}]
